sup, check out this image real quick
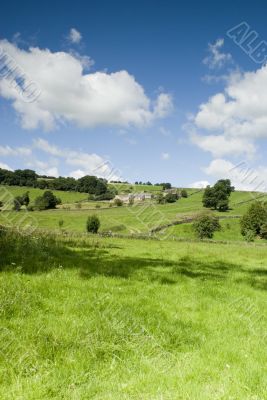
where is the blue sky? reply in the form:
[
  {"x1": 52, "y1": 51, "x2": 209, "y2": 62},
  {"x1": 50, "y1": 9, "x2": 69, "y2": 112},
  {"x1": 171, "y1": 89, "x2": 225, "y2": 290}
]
[{"x1": 1, "y1": 0, "x2": 267, "y2": 189}]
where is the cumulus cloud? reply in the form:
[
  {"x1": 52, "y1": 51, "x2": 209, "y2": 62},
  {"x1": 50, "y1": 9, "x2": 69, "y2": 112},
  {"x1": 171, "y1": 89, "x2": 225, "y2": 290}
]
[
  {"x1": 0, "y1": 145, "x2": 32, "y2": 157},
  {"x1": 204, "y1": 158, "x2": 267, "y2": 192},
  {"x1": 33, "y1": 138, "x2": 121, "y2": 180},
  {"x1": 68, "y1": 28, "x2": 82, "y2": 44},
  {"x1": 0, "y1": 40, "x2": 173, "y2": 131},
  {"x1": 189, "y1": 62, "x2": 267, "y2": 158},
  {"x1": 0, "y1": 161, "x2": 13, "y2": 170},
  {"x1": 190, "y1": 180, "x2": 210, "y2": 189},
  {"x1": 203, "y1": 38, "x2": 232, "y2": 69},
  {"x1": 190, "y1": 133, "x2": 255, "y2": 158}
]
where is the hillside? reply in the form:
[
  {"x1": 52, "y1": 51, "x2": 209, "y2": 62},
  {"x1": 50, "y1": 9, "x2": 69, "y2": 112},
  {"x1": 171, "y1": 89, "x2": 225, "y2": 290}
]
[{"x1": 1, "y1": 184, "x2": 267, "y2": 242}]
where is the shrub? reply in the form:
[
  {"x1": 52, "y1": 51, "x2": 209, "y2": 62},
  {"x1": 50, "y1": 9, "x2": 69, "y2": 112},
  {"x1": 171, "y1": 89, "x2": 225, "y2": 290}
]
[
  {"x1": 34, "y1": 196, "x2": 49, "y2": 211},
  {"x1": 240, "y1": 202, "x2": 267, "y2": 238},
  {"x1": 114, "y1": 198, "x2": 123, "y2": 207},
  {"x1": 181, "y1": 189, "x2": 188, "y2": 198},
  {"x1": 128, "y1": 197, "x2": 134, "y2": 206},
  {"x1": 21, "y1": 191, "x2": 30, "y2": 207},
  {"x1": 156, "y1": 194, "x2": 165, "y2": 204},
  {"x1": 58, "y1": 219, "x2": 64, "y2": 229},
  {"x1": 43, "y1": 191, "x2": 58, "y2": 209},
  {"x1": 13, "y1": 196, "x2": 22, "y2": 211},
  {"x1": 76, "y1": 202, "x2": 82, "y2": 209},
  {"x1": 34, "y1": 190, "x2": 58, "y2": 210},
  {"x1": 86, "y1": 215, "x2": 100, "y2": 234},
  {"x1": 193, "y1": 213, "x2": 221, "y2": 239},
  {"x1": 165, "y1": 193, "x2": 177, "y2": 203},
  {"x1": 95, "y1": 204, "x2": 101, "y2": 208}
]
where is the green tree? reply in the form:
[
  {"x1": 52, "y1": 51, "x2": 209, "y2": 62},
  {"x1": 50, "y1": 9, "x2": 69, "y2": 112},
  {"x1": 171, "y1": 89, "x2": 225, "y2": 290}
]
[
  {"x1": 13, "y1": 196, "x2": 22, "y2": 211},
  {"x1": 202, "y1": 179, "x2": 234, "y2": 211},
  {"x1": 193, "y1": 213, "x2": 221, "y2": 239},
  {"x1": 240, "y1": 202, "x2": 267, "y2": 238},
  {"x1": 181, "y1": 189, "x2": 188, "y2": 198},
  {"x1": 21, "y1": 191, "x2": 30, "y2": 207},
  {"x1": 34, "y1": 196, "x2": 49, "y2": 211},
  {"x1": 86, "y1": 215, "x2": 100, "y2": 234},
  {"x1": 42, "y1": 191, "x2": 58, "y2": 209},
  {"x1": 165, "y1": 193, "x2": 177, "y2": 203}
]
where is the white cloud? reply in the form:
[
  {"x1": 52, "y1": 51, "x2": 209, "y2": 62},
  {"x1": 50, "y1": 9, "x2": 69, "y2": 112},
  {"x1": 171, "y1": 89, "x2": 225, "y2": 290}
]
[
  {"x1": 203, "y1": 38, "x2": 232, "y2": 69},
  {"x1": 190, "y1": 133, "x2": 255, "y2": 158},
  {"x1": 68, "y1": 28, "x2": 82, "y2": 44},
  {"x1": 0, "y1": 161, "x2": 13, "y2": 171},
  {"x1": 0, "y1": 145, "x2": 32, "y2": 157},
  {"x1": 161, "y1": 152, "x2": 170, "y2": 160},
  {"x1": 189, "y1": 62, "x2": 267, "y2": 158},
  {"x1": 190, "y1": 180, "x2": 210, "y2": 189},
  {"x1": 33, "y1": 138, "x2": 121, "y2": 180},
  {"x1": 0, "y1": 40, "x2": 173, "y2": 131},
  {"x1": 204, "y1": 158, "x2": 267, "y2": 192}
]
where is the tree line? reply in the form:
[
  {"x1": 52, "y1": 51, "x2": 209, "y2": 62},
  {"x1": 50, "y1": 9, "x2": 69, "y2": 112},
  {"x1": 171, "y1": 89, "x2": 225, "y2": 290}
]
[{"x1": 0, "y1": 168, "x2": 116, "y2": 199}]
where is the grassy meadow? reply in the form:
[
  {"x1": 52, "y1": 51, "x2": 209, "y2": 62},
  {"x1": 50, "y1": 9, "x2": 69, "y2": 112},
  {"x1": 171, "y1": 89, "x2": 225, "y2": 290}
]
[
  {"x1": 0, "y1": 229, "x2": 266, "y2": 399},
  {"x1": 1, "y1": 184, "x2": 267, "y2": 241},
  {"x1": 1, "y1": 184, "x2": 267, "y2": 399}
]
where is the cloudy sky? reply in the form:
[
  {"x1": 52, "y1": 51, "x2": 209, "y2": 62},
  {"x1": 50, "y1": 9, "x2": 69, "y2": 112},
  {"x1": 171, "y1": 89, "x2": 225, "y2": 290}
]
[{"x1": 1, "y1": 0, "x2": 267, "y2": 189}]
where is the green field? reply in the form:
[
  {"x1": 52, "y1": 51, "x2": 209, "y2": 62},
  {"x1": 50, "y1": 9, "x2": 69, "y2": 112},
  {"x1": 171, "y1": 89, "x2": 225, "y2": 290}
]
[
  {"x1": 1, "y1": 185, "x2": 267, "y2": 242},
  {"x1": 0, "y1": 230, "x2": 266, "y2": 399},
  {"x1": 0, "y1": 185, "x2": 89, "y2": 206}
]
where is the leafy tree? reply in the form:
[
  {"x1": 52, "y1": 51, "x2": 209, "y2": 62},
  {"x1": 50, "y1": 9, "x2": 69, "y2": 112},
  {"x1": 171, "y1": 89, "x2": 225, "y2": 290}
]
[
  {"x1": 165, "y1": 193, "x2": 177, "y2": 203},
  {"x1": 161, "y1": 182, "x2": 172, "y2": 190},
  {"x1": 21, "y1": 191, "x2": 30, "y2": 207},
  {"x1": 193, "y1": 213, "x2": 221, "y2": 239},
  {"x1": 34, "y1": 196, "x2": 49, "y2": 211},
  {"x1": 13, "y1": 196, "x2": 22, "y2": 211},
  {"x1": 86, "y1": 215, "x2": 100, "y2": 234},
  {"x1": 202, "y1": 179, "x2": 234, "y2": 211},
  {"x1": 181, "y1": 189, "x2": 188, "y2": 198},
  {"x1": 156, "y1": 193, "x2": 165, "y2": 204},
  {"x1": 42, "y1": 191, "x2": 58, "y2": 209},
  {"x1": 240, "y1": 202, "x2": 267, "y2": 238}
]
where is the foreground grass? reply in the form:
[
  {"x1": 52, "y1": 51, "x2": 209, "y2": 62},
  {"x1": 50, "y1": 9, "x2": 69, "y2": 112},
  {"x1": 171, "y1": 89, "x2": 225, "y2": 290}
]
[{"x1": 0, "y1": 230, "x2": 266, "y2": 399}]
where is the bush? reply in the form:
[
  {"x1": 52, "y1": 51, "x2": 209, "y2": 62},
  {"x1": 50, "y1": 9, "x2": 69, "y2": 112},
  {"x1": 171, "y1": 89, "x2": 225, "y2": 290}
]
[
  {"x1": 114, "y1": 198, "x2": 123, "y2": 207},
  {"x1": 34, "y1": 190, "x2": 58, "y2": 210},
  {"x1": 181, "y1": 189, "x2": 188, "y2": 198},
  {"x1": 240, "y1": 202, "x2": 267, "y2": 238},
  {"x1": 58, "y1": 219, "x2": 64, "y2": 229},
  {"x1": 165, "y1": 193, "x2": 177, "y2": 203},
  {"x1": 86, "y1": 215, "x2": 100, "y2": 234},
  {"x1": 156, "y1": 194, "x2": 165, "y2": 204},
  {"x1": 13, "y1": 196, "x2": 22, "y2": 211},
  {"x1": 34, "y1": 196, "x2": 49, "y2": 211},
  {"x1": 193, "y1": 213, "x2": 221, "y2": 239},
  {"x1": 128, "y1": 197, "x2": 134, "y2": 206}
]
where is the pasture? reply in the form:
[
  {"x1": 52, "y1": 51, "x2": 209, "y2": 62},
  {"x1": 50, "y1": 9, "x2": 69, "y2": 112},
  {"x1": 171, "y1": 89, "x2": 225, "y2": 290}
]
[{"x1": 0, "y1": 230, "x2": 266, "y2": 399}]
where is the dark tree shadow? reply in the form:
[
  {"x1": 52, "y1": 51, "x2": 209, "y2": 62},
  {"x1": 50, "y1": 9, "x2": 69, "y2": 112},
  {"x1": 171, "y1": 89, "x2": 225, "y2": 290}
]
[{"x1": 0, "y1": 232, "x2": 266, "y2": 290}]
